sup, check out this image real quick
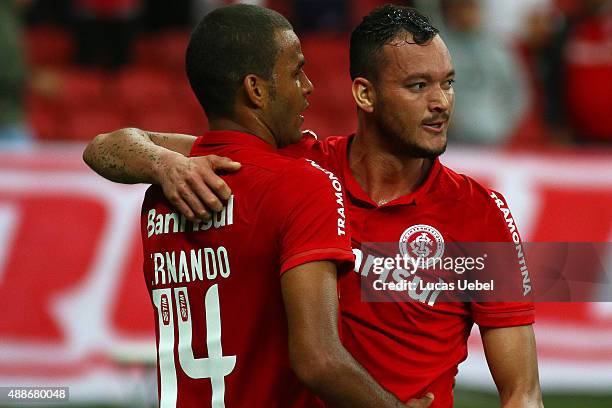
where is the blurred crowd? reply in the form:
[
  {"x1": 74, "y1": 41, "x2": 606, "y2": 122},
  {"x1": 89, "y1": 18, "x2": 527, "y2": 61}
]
[{"x1": 1, "y1": 0, "x2": 610, "y2": 148}]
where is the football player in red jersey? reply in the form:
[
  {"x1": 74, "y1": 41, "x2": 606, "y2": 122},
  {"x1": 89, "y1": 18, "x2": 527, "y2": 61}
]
[
  {"x1": 84, "y1": 4, "x2": 543, "y2": 408},
  {"x1": 85, "y1": 4, "x2": 432, "y2": 408}
]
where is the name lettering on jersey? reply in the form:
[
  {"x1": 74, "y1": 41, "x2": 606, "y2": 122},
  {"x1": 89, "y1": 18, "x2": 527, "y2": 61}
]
[
  {"x1": 146, "y1": 195, "x2": 234, "y2": 238},
  {"x1": 490, "y1": 192, "x2": 532, "y2": 296},
  {"x1": 150, "y1": 246, "x2": 231, "y2": 287},
  {"x1": 353, "y1": 248, "x2": 443, "y2": 306},
  {"x1": 307, "y1": 160, "x2": 346, "y2": 236}
]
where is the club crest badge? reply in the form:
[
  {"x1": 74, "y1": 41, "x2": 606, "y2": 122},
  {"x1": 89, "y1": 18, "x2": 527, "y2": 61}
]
[{"x1": 399, "y1": 224, "x2": 445, "y2": 268}]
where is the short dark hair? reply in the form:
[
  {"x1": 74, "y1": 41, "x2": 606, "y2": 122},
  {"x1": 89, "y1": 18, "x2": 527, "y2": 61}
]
[
  {"x1": 186, "y1": 4, "x2": 293, "y2": 118},
  {"x1": 350, "y1": 4, "x2": 439, "y2": 82}
]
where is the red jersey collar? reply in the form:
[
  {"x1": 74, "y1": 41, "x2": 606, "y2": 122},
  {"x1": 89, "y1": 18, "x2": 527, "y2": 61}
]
[
  {"x1": 193, "y1": 130, "x2": 275, "y2": 152},
  {"x1": 339, "y1": 134, "x2": 443, "y2": 208}
]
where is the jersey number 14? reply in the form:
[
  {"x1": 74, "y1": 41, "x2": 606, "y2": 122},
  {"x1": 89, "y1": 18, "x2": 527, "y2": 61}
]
[{"x1": 152, "y1": 285, "x2": 237, "y2": 407}]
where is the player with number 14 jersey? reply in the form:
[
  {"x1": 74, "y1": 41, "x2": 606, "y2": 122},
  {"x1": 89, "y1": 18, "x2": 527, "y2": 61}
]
[{"x1": 141, "y1": 130, "x2": 354, "y2": 407}]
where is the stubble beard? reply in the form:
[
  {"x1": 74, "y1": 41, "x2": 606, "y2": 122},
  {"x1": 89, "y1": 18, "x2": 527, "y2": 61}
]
[
  {"x1": 376, "y1": 114, "x2": 447, "y2": 160},
  {"x1": 267, "y1": 86, "x2": 302, "y2": 148}
]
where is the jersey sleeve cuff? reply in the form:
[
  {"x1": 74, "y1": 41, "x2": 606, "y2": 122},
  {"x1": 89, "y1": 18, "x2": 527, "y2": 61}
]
[
  {"x1": 474, "y1": 306, "x2": 535, "y2": 328},
  {"x1": 280, "y1": 248, "x2": 355, "y2": 276},
  {"x1": 188, "y1": 136, "x2": 205, "y2": 157}
]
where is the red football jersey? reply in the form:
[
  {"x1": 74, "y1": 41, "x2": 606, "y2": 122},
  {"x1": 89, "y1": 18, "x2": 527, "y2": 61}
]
[
  {"x1": 281, "y1": 134, "x2": 535, "y2": 408},
  {"x1": 141, "y1": 131, "x2": 354, "y2": 408}
]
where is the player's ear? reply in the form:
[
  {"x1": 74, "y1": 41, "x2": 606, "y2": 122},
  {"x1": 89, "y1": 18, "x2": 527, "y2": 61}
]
[
  {"x1": 243, "y1": 74, "x2": 267, "y2": 109},
  {"x1": 352, "y1": 77, "x2": 375, "y2": 113}
]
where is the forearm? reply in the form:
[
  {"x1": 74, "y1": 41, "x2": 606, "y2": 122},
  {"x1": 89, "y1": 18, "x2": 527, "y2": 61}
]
[
  {"x1": 83, "y1": 127, "x2": 181, "y2": 184},
  {"x1": 500, "y1": 383, "x2": 543, "y2": 408},
  {"x1": 481, "y1": 325, "x2": 543, "y2": 408},
  {"x1": 83, "y1": 128, "x2": 238, "y2": 221},
  {"x1": 295, "y1": 345, "x2": 405, "y2": 408},
  {"x1": 283, "y1": 263, "x2": 410, "y2": 407}
]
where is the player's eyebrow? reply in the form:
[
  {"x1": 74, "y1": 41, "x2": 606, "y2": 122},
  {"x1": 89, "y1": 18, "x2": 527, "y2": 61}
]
[
  {"x1": 404, "y1": 70, "x2": 455, "y2": 82},
  {"x1": 404, "y1": 73, "x2": 433, "y2": 82}
]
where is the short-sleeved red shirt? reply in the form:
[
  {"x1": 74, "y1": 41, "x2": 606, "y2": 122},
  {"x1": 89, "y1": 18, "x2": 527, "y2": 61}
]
[
  {"x1": 141, "y1": 131, "x2": 354, "y2": 408},
  {"x1": 281, "y1": 134, "x2": 535, "y2": 408}
]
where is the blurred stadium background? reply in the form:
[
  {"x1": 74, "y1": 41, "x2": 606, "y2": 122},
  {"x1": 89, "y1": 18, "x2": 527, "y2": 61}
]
[{"x1": 0, "y1": 0, "x2": 610, "y2": 406}]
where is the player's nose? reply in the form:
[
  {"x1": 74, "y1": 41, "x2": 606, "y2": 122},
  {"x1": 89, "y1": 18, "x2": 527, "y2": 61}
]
[
  {"x1": 302, "y1": 72, "x2": 314, "y2": 95},
  {"x1": 428, "y1": 87, "x2": 451, "y2": 113}
]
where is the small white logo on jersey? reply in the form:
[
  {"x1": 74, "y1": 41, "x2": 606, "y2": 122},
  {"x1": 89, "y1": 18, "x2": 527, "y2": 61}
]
[
  {"x1": 307, "y1": 160, "x2": 347, "y2": 236},
  {"x1": 399, "y1": 224, "x2": 445, "y2": 268}
]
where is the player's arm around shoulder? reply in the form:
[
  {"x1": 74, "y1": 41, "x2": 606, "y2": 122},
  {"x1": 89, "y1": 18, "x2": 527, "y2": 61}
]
[
  {"x1": 83, "y1": 127, "x2": 241, "y2": 222},
  {"x1": 276, "y1": 164, "x2": 432, "y2": 408},
  {"x1": 480, "y1": 325, "x2": 543, "y2": 408}
]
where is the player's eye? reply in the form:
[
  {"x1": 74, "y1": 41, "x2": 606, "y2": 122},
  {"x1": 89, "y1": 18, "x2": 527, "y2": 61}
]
[
  {"x1": 442, "y1": 79, "x2": 456, "y2": 89},
  {"x1": 408, "y1": 82, "x2": 427, "y2": 91}
]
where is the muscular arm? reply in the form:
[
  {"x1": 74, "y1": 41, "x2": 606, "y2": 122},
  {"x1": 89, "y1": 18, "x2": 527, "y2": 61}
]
[
  {"x1": 282, "y1": 261, "x2": 433, "y2": 408},
  {"x1": 83, "y1": 128, "x2": 197, "y2": 183},
  {"x1": 83, "y1": 128, "x2": 240, "y2": 221},
  {"x1": 480, "y1": 325, "x2": 543, "y2": 408}
]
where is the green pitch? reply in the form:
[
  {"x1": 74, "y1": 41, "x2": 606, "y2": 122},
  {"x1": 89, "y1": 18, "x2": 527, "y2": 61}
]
[{"x1": 454, "y1": 388, "x2": 612, "y2": 407}]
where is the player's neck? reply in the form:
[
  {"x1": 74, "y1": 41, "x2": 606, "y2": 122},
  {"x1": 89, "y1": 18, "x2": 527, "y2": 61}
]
[
  {"x1": 349, "y1": 130, "x2": 432, "y2": 206},
  {"x1": 209, "y1": 116, "x2": 277, "y2": 148}
]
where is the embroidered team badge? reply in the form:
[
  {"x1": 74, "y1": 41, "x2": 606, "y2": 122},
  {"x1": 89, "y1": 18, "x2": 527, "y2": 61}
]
[{"x1": 399, "y1": 224, "x2": 445, "y2": 268}]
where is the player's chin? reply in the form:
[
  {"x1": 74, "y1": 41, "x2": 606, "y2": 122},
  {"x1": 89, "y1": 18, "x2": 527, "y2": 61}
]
[
  {"x1": 420, "y1": 130, "x2": 446, "y2": 146},
  {"x1": 279, "y1": 128, "x2": 303, "y2": 148},
  {"x1": 294, "y1": 114, "x2": 305, "y2": 139},
  {"x1": 418, "y1": 136, "x2": 447, "y2": 159}
]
